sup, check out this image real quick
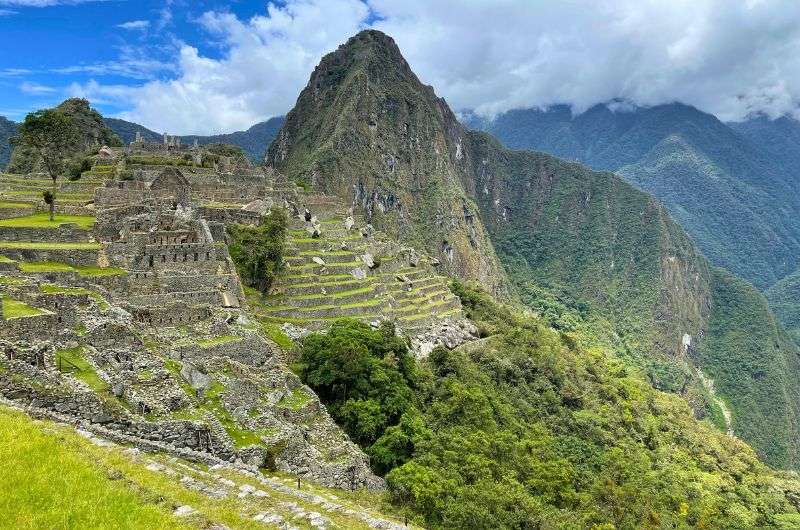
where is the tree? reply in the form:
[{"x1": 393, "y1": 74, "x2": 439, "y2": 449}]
[
  {"x1": 227, "y1": 208, "x2": 288, "y2": 292},
  {"x1": 42, "y1": 191, "x2": 55, "y2": 221},
  {"x1": 13, "y1": 109, "x2": 80, "y2": 185}
]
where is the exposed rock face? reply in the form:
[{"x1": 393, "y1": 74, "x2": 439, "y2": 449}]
[{"x1": 266, "y1": 30, "x2": 507, "y2": 296}]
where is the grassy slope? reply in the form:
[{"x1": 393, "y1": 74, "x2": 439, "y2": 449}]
[
  {"x1": 0, "y1": 406, "x2": 189, "y2": 529},
  {"x1": 0, "y1": 405, "x2": 409, "y2": 529}
]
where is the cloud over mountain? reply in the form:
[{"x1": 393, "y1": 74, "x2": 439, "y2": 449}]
[{"x1": 74, "y1": 0, "x2": 800, "y2": 134}]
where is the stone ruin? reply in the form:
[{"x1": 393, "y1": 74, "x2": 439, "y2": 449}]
[{"x1": 0, "y1": 149, "x2": 475, "y2": 492}]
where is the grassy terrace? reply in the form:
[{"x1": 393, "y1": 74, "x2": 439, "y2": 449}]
[
  {"x1": 0, "y1": 241, "x2": 101, "y2": 250},
  {"x1": 1, "y1": 296, "x2": 48, "y2": 319},
  {"x1": 0, "y1": 213, "x2": 95, "y2": 230},
  {"x1": 40, "y1": 283, "x2": 110, "y2": 310},
  {"x1": 17, "y1": 261, "x2": 126, "y2": 277},
  {"x1": 55, "y1": 347, "x2": 109, "y2": 392},
  {"x1": 196, "y1": 335, "x2": 242, "y2": 349},
  {"x1": 0, "y1": 200, "x2": 34, "y2": 209},
  {"x1": 0, "y1": 405, "x2": 410, "y2": 529}
]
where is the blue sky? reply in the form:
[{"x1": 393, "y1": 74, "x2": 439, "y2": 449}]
[
  {"x1": 0, "y1": 1, "x2": 279, "y2": 120},
  {"x1": 1, "y1": 1, "x2": 798, "y2": 135}
]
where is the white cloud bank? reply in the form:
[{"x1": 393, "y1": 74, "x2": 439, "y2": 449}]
[{"x1": 76, "y1": 0, "x2": 800, "y2": 134}]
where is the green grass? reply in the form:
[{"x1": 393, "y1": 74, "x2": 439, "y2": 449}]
[
  {"x1": 55, "y1": 347, "x2": 109, "y2": 392},
  {"x1": 18, "y1": 261, "x2": 74, "y2": 273},
  {"x1": 0, "y1": 212, "x2": 95, "y2": 230},
  {"x1": 0, "y1": 200, "x2": 33, "y2": 209},
  {"x1": 39, "y1": 283, "x2": 110, "y2": 310},
  {"x1": 0, "y1": 274, "x2": 29, "y2": 286},
  {"x1": 17, "y1": 261, "x2": 126, "y2": 277},
  {"x1": 0, "y1": 406, "x2": 191, "y2": 529},
  {"x1": 262, "y1": 322, "x2": 294, "y2": 350},
  {"x1": 196, "y1": 335, "x2": 241, "y2": 349},
  {"x1": 0, "y1": 241, "x2": 100, "y2": 250},
  {"x1": 276, "y1": 388, "x2": 313, "y2": 411},
  {"x1": 1, "y1": 297, "x2": 47, "y2": 319},
  {"x1": 0, "y1": 254, "x2": 14, "y2": 263}
]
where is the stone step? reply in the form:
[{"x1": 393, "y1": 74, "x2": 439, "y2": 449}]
[{"x1": 285, "y1": 261, "x2": 363, "y2": 276}]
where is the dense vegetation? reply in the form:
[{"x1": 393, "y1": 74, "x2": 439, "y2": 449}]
[
  {"x1": 104, "y1": 116, "x2": 285, "y2": 162},
  {"x1": 227, "y1": 208, "x2": 287, "y2": 292},
  {"x1": 699, "y1": 268, "x2": 800, "y2": 468},
  {"x1": 8, "y1": 98, "x2": 121, "y2": 175},
  {"x1": 299, "y1": 284, "x2": 800, "y2": 529},
  {"x1": 466, "y1": 103, "x2": 800, "y2": 291},
  {"x1": 766, "y1": 269, "x2": 800, "y2": 344}
]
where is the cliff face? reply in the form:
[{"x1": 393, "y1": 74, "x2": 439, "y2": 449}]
[{"x1": 266, "y1": 30, "x2": 507, "y2": 295}]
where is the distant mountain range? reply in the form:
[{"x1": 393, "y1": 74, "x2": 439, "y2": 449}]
[
  {"x1": 463, "y1": 104, "x2": 800, "y2": 293},
  {"x1": 1, "y1": 114, "x2": 284, "y2": 169},
  {"x1": 103, "y1": 116, "x2": 284, "y2": 162}
]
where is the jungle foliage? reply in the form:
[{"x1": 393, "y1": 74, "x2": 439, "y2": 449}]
[{"x1": 299, "y1": 283, "x2": 800, "y2": 529}]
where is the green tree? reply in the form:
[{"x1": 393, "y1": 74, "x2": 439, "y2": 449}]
[
  {"x1": 42, "y1": 190, "x2": 55, "y2": 221},
  {"x1": 227, "y1": 208, "x2": 288, "y2": 292},
  {"x1": 12, "y1": 109, "x2": 80, "y2": 185}
]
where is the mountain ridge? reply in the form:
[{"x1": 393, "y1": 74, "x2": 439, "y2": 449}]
[{"x1": 466, "y1": 103, "x2": 800, "y2": 291}]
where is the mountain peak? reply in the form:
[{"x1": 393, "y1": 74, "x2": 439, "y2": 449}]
[{"x1": 266, "y1": 30, "x2": 507, "y2": 294}]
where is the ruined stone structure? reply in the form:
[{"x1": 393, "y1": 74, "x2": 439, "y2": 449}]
[{"x1": 0, "y1": 145, "x2": 473, "y2": 491}]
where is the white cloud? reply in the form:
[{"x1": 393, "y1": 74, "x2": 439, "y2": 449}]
[
  {"x1": 19, "y1": 81, "x2": 56, "y2": 94},
  {"x1": 83, "y1": 0, "x2": 800, "y2": 134},
  {"x1": 102, "y1": 0, "x2": 370, "y2": 134},
  {"x1": 117, "y1": 19, "x2": 149, "y2": 31}
]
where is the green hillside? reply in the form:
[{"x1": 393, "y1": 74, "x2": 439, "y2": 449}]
[
  {"x1": 766, "y1": 269, "x2": 800, "y2": 344},
  {"x1": 297, "y1": 287, "x2": 800, "y2": 528},
  {"x1": 467, "y1": 104, "x2": 800, "y2": 290},
  {"x1": 8, "y1": 98, "x2": 122, "y2": 174}
]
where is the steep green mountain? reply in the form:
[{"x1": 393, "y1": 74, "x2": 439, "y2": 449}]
[
  {"x1": 8, "y1": 98, "x2": 122, "y2": 174},
  {"x1": 766, "y1": 269, "x2": 800, "y2": 344},
  {"x1": 0, "y1": 116, "x2": 16, "y2": 170},
  {"x1": 729, "y1": 114, "x2": 800, "y2": 175},
  {"x1": 467, "y1": 104, "x2": 800, "y2": 290},
  {"x1": 104, "y1": 116, "x2": 284, "y2": 162},
  {"x1": 266, "y1": 30, "x2": 506, "y2": 294},
  {"x1": 269, "y1": 29, "x2": 800, "y2": 469},
  {"x1": 464, "y1": 131, "x2": 800, "y2": 467}
]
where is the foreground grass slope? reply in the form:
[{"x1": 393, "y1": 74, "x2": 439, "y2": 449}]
[
  {"x1": 0, "y1": 406, "x2": 186, "y2": 529},
  {"x1": 0, "y1": 405, "x2": 409, "y2": 529}
]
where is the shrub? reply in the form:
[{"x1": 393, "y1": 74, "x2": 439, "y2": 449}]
[{"x1": 227, "y1": 208, "x2": 287, "y2": 292}]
